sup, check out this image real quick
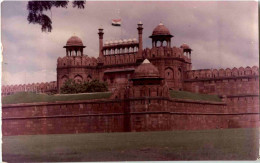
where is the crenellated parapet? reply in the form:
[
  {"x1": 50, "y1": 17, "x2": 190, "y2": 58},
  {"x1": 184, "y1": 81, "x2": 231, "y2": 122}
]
[
  {"x1": 185, "y1": 66, "x2": 259, "y2": 80},
  {"x1": 57, "y1": 56, "x2": 98, "y2": 68},
  {"x1": 99, "y1": 38, "x2": 140, "y2": 65},
  {"x1": 103, "y1": 38, "x2": 139, "y2": 55},
  {"x1": 2, "y1": 81, "x2": 57, "y2": 96},
  {"x1": 183, "y1": 66, "x2": 259, "y2": 96},
  {"x1": 143, "y1": 46, "x2": 191, "y2": 63}
]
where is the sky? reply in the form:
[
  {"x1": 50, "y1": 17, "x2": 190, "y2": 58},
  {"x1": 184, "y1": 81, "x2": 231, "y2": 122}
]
[{"x1": 1, "y1": 1, "x2": 259, "y2": 85}]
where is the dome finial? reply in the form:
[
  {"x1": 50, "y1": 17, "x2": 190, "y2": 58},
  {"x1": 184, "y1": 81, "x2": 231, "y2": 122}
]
[
  {"x1": 150, "y1": 23, "x2": 172, "y2": 37},
  {"x1": 180, "y1": 43, "x2": 191, "y2": 50},
  {"x1": 66, "y1": 35, "x2": 84, "y2": 46},
  {"x1": 134, "y1": 59, "x2": 160, "y2": 78},
  {"x1": 143, "y1": 59, "x2": 150, "y2": 64}
]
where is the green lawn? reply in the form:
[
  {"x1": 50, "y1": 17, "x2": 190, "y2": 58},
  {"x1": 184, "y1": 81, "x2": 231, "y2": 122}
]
[
  {"x1": 170, "y1": 90, "x2": 222, "y2": 102},
  {"x1": 2, "y1": 92, "x2": 112, "y2": 105},
  {"x1": 3, "y1": 90, "x2": 222, "y2": 105},
  {"x1": 2, "y1": 128, "x2": 259, "y2": 161}
]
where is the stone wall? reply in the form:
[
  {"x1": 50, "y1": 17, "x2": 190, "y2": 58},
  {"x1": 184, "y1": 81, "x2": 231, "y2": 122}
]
[
  {"x1": 184, "y1": 66, "x2": 259, "y2": 95},
  {"x1": 56, "y1": 46, "x2": 192, "y2": 91},
  {"x1": 129, "y1": 96, "x2": 259, "y2": 131},
  {"x1": 2, "y1": 99, "x2": 126, "y2": 136},
  {"x1": 2, "y1": 81, "x2": 57, "y2": 96},
  {"x1": 142, "y1": 46, "x2": 192, "y2": 90},
  {"x1": 3, "y1": 96, "x2": 258, "y2": 136},
  {"x1": 167, "y1": 96, "x2": 259, "y2": 130}
]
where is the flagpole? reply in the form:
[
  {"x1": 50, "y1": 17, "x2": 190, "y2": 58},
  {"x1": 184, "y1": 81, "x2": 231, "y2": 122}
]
[
  {"x1": 118, "y1": 9, "x2": 122, "y2": 40},
  {"x1": 111, "y1": 9, "x2": 122, "y2": 39},
  {"x1": 121, "y1": 22, "x2": 122, "y2": 40}
]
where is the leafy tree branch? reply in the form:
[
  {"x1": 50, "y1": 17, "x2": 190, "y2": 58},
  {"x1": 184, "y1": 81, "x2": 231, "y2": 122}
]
[{"x1": 27, "y1": 1, "x2": 86, "y2": 32}]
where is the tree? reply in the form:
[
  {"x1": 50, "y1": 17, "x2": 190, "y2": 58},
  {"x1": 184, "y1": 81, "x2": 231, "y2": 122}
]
[
  {"x1": 60, "y1": 79, "x2": 77, "y2": 94},
  {"x1": 27, "y1": 0, "x2": 86, "y2": 32},
  {"x1": 60, "y1": 79, "x2": 108, "y2": 94}
]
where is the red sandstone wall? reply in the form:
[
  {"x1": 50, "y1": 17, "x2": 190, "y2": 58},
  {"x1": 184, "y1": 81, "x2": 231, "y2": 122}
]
[
  {"x1": 167, "y1": 96, "x2": 259, "y2": 130},
  {"x1": 129, "y1": 98, "x2": 226, "y2": 131},
  {"x1": 2, "y1": 96, "x2": 259, "y2": 136},
  {"x1": 2, "y1": 81, "x2": 57, "y2": 96},
  {"x1": 144, "y1": 46, "x2": 192, "y2": 90},
  {"x1": 56, "y1": 56, "x2": 100, "y2": 91},
  {"x1": 3, "y1": 115, "x2": 125, "y2": 135},
  {"x1": 184, "y1": 66, "x2": 259, "y2": 95},
  {"x1": 128, "y1": 97, "x2": 259, "y2": 132},
  {"x1": 2, "y1": 100, "x2": 126, "y2": 136},
  {"x1": 56, "y1": 46, "x2": 192, "y2": 92}
]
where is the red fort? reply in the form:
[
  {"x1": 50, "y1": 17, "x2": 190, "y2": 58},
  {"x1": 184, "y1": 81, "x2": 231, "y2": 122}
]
[{"x1": 2, "y1": 22, "x2": 259, "y2": 135}]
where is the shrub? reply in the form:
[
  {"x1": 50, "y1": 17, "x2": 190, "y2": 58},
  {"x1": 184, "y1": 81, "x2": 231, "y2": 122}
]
[{"x1": 60, "y1": 79, "x2": 108, "y2": 94}]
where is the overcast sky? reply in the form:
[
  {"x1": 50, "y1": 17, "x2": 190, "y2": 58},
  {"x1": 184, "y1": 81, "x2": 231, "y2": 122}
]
[{"x1": 1, "y1": 1, "x2": 258, "y2": 85}]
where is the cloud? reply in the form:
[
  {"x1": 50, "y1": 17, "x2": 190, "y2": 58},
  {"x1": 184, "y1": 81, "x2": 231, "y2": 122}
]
[
  {"x1": 1, "y1": 1, "x2": 258, "y2": 85},
  {"x1": 2, "y1": 70, "x2": 56, "y2": 86}
]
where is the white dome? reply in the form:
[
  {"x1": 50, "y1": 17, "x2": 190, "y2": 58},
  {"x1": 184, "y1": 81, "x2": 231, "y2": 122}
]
[
  {"x1": 133, "y1": 38, "x2": 137, "y2": 42},
  {"x1": 118, "y1": 40, "x2": 123, "y2": 44},
  {"x1": 128, "y1": 39, "x2": 132, "y2": 43},
  {"x1": 123, "y1": 39, "x2": 127, "y2": 43},
  {"x1": 114, "y1": 40, "x2": 118, "y2": 44}
]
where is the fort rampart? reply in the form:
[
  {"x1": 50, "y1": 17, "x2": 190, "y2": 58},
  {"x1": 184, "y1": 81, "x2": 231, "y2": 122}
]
[
  {"x1": 2, "y1": 22, "x2": 259, "y2": 136},
  {"x1": 2, "y1": 95, "x2": 258, "y2": 136},
  {"x1": 184, "y1": 66, "x2": 259, "y2": 95},
  {"x1": 2, "y1": 81, "x2": 57, "y2": 96}
]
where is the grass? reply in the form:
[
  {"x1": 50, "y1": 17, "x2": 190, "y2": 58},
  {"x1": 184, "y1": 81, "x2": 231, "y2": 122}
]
[
  {"x1": 2, "y1": 128, "x2": 259, "y2": 161},
  {"x1": 170, "y1": 90, "x2": 222, "y2": 102},
  {"x1": 2, "y1": 92, "x2": 112, "y2": 105},
  {"x1": 2, "y1": 90, "x2": 222, "y2": 105}
]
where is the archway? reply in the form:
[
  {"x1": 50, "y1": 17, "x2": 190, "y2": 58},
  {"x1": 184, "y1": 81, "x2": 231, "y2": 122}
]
[{"x1": 165, "y1": 67, "x2": 174, "y2": 80}]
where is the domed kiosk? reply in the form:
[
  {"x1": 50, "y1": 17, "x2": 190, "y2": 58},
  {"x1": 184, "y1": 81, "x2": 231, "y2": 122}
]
[
  {"x1": 66, "y1": 36, "x2": 84, "y2": 46},
  {"x1": 129, "y1": 59, "x2": 169, "y2": 99},
  {"x1": 64, "y1": 35, "x2": 86, "y2": 56},
  {"x1": 180, "y1": 43, "x2": 192, "y2": 51},
  {"x1": 134, "y1": 59, "x2": 160, "y2": 78},
  {"x1": 180, "y1": 43, "x2": 192, "y2": 57},
  {"x1": 132, "y1": 59, "x2": 163, "y2": 85},
  {"x1": 149, "y1": 23, "x2": 173, "y2": 48}
]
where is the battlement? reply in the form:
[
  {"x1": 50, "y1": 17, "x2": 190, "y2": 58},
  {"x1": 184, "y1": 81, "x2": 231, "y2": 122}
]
[
  {"x1": 143, "y1": 46, "x2": 191, "y2": 63},
  {"x1": 102, "y1": 45, "x2": 192, "y2": 66},
  {"x1": 103, "y1": 52, "x2": 138, "y2": 65},
  {"x1": 2, "y1": 81, "x2": 57, "y2": 96},
  {"x1": 57, "y1": 56, "x2": 98, "y2": 68},
  {"x1": 103, "y1": 38, "x2": 138, "y2": 50},
  {"x1": 185, "y1": 66, "x2": 259, "y2": 80},
  {"x1": 101, "y1": 38, "x2": 139, "y2": 65}
]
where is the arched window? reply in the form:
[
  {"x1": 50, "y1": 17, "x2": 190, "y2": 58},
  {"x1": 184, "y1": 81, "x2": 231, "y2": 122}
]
[
  {"x1": 165, "y1": 67, "x2": 174, "y2": 80},
  {"x1": 74, "y1": 75, "x2": 83, "y2": 83},
  {"x1": 163, "y1": 40, "x2": 167, "y2": 46},
  {"x1": 156, "y1": 41, "x2": 160, "y2": 47}
]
